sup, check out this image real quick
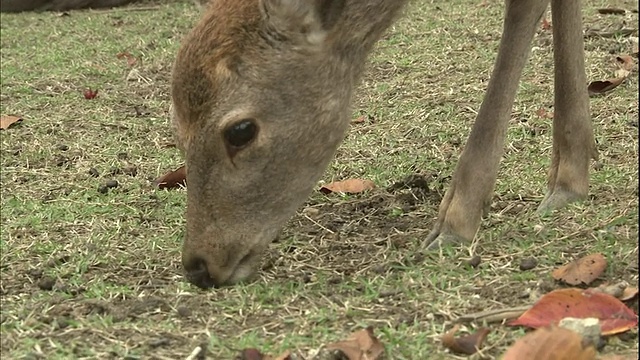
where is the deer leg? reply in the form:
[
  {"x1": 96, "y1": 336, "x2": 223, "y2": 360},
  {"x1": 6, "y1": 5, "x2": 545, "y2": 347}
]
[
  {"x1": 424, "y1": 0, "x2": 550, "y2": 249},
  {"x1": 537, "y1": 0, "x2": 597, "y2": 213}
]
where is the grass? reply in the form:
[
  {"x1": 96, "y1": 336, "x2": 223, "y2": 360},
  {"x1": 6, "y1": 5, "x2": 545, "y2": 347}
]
[{"x1": 1, "y1": 0, "x2": 638, "y2": 359}]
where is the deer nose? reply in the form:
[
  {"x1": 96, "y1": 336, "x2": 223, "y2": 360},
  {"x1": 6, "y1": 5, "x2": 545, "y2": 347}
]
[{"x1": 182, "y1": 256, "x2": 218, "y2": 289}]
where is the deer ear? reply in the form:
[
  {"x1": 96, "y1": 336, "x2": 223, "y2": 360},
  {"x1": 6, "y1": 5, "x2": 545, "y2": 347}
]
[{"x1": 260, "y1": 0, "x2": 345, "y2": 47}]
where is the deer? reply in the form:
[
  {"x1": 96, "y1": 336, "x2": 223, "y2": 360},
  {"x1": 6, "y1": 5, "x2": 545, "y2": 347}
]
[{"x1": 171, "y1": 0, "x2": 597, "y2": 288}]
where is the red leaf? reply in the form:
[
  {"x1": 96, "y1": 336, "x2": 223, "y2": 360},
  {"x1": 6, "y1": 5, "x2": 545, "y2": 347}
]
[
  {"x1": 155, "y1": 165, "x2": 186, "y2": 189},
  {"x1": 508, "y1": 288, "x2": 638, "y2": 335},
  {"x1": 83, "y1": 88, "x2": 99, "y2": 99}
]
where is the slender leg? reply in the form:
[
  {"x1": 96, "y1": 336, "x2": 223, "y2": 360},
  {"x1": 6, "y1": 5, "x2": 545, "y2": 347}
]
[
  {"x1": 538, "y1": 0, "x2": 597, "y2": 212},
  {"x1": 425, "y1": 0, "x2": 551, "y2": 248}
]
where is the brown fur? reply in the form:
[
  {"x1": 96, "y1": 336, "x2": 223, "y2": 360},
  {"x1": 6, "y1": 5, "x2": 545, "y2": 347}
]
[{"x1": 172, "y1": 0, "x2": 596, "y2": 288}]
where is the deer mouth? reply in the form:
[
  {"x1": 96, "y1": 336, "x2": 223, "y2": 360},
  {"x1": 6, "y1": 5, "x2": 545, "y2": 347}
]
[{"x1": 183, "y1": 248, "x2": 260, "y2": 289}]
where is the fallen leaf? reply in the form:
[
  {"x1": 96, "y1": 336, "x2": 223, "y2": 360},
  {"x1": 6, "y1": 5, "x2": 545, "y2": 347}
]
[
  {"x1": 155, "y1": 165, "x2": 186, "y2": 189},
  {"x1": 508, "y1": 288, "x2": 638, "y2": 335},
  {"x1": 535, "y1": 107, "x2": 554, "y2": 119},
  {"x1": 83, "y1": 88, "x2": 99, "y2": 99},
  {"x1": 586, "y1": 283, "x2": 639, "y2": 302},
  {"x1": 116, "y1": 51, "x2": 138, "y2": 67},
  {"x1": 319, "y1": 178, "x2": 375, "y2": 194},
  {"x1": 351, "y1": 115, "x2": 366, "y2": 124},
  {"x1": 621, "y1": 287, "x2": 639, "y2": 301},
  {"x1": 0, "y1": 115, "x2": 23, "y2": 130},
  {"x1": 502, "y1": 326, "x2": 596, "y2": 360},
  {"x1": 541, "y1": 16, "x2": 551, "y2": 31},
  {"x1": 587, "y1": 78, "x2": 625, "y2": 96},
  {"x1": 597, "y1": 8, "x2": 627, "y2": 15},
  {"x1": 238, "y1": 348, "x2": 264, "y2": 360},
  {"x1": 552, "y1": 253, "x2": 607, "y2": 285},
  {"x1": 616, "y1": 55, "x2": 635, "y2": 71},
  {"x1": 591, "y1": 282, "x2": 628, "y2": 299},
  {"x1": 324, "y1": 326, "x2": 384, "y2": 360},
  {"x1": 441, "y1": 324, "x2": 490, "y2": 355}
]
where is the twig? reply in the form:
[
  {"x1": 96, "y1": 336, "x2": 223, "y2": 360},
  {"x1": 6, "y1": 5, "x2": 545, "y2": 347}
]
[
  {"x1": 584, "y1": 28, "x2": 638, "y2": 39},
  {"x1": 456, "y1": 305, "x2": 531, "y2": 323},
  {"x1": 89, "y1": 6, "x2": 160, "y2": 14}
]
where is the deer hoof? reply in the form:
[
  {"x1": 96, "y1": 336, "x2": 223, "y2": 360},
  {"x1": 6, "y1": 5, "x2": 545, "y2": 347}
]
[
  {"x1": 423, "y1": 231, "x2": 469, "y2": 250},
  {"x1": 537, "y1": 188, "x2": 585, "y2": 215}
]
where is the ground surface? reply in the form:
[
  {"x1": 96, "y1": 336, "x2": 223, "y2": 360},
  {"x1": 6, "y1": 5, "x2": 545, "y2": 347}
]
[{"x1": 1, "y1": 0, "x2": 638, "y2": 359}]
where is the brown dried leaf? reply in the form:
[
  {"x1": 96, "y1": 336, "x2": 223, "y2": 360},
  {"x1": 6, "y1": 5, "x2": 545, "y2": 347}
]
[
  {"x1": 238, "y1": 348, "x2": 264, "y2": 360},
  {"x1": 324, "y1": 326, "x2": 384, "y2": 360},
  {"x1": 0, "y1": 115, "x2": 23, "y2": 130},
  {"x1": 541, "y1": 16, "x2": 551, "y2": 31},
  {"x1": 351, "y1": 115, "x2": 366, "y2": 124},
  {"x1": 441, "y1": 324, "x2": 490, "y2": 355},
  {"x1": 616, "y1": 55, "x2": 635, "y2": 71},
  {"x1": 621, "y1": 287, "x2": 639, "y2": 301},
  {"x1": 319, "y1": 178, "x2": 375, "y2": 194},
  {"x1": 535, "y1": 107, "x2": 554, "y2": 119},
  {"x1": 587, "y1": 77, "x2": 625, "y2": 96},
  {"x1": 552, "y1": 253, "x2": 607, "y2": 285},
  {"x1": 502, "y1": 326, "x2": 596, "y2": 360},
  {"x1": 116, "y1": 51, "x2": 138, "y2": 67},
  {"x1": 591, "y1": 282, "x2": 627, "y2": 299},
  {"x1": 155, "y1": 165, "x2": 186, "y2": 189}
]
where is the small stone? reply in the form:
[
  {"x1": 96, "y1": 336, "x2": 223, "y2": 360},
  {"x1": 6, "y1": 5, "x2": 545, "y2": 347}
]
[
  {"x1": 88, "y1": 168, "x2": 100, "y2": 177},
  {"x1": 148, "y1": 338, "x2": 170, "y2": 348},
  {"x1": 467, "y1": 255, "x2": 482, "y2": 268},
  {"x1": 301, "y1": 273, "x2": 312, "y2": 283},
  {"x1": 123, "y1": 165, "x2": 138, "y2": 177},
  {"x1": 519, "y1": 257, "x2": 538, "y2": 271},
  {"x1": 56, "y1": 144, "x2": 69, "y2": 151},
  {"x1": 27, "y1": 268, "x2": 43, "y2": 279},
  {"x1": 55, "y1": 156, "x2": 69, "y2": 167},
  {"x1": 105, "y1": 180, "x2": 119, "y2": 188},
  {"x1": 593, "y1": 161, "x2": 603, "y2": 171},
  {"x1": 176, "y1": 306, "x2": 192, "y2": 318},
  {"x1": 37, "y1": 277, "x2": 56, "y2": 291},
  {"x1": 559, "y1": 317, "x2": 601, "y2": 347},
  {"x1": 97, "y1": 185, "x2": 109, "y2": 194}
]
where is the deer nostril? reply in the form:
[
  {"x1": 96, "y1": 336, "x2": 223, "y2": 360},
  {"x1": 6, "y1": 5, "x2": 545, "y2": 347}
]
[{"x1": 183, "y1": 257, "x2": 216, "y2": 289}]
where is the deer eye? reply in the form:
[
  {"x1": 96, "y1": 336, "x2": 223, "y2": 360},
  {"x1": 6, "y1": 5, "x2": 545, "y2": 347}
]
[{"x1": 223, "y1": 119, "x2": 258, "y2": 150}]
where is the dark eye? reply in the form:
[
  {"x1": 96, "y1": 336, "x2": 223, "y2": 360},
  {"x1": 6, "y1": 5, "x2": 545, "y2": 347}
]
[{"x1": 223, "y1": 119, "x2": 258, "y2": 149}]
